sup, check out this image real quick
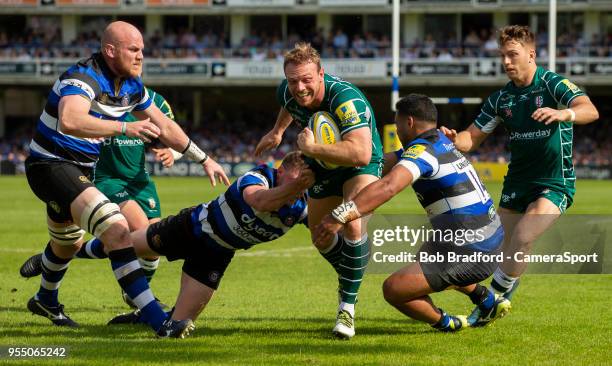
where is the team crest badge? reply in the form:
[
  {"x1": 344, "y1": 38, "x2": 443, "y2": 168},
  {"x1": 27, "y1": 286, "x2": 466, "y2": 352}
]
[
  {"x1": 148, "y1": 198, "x2": 156, "y2": 209},
  {"x1": 49, "y1": 201, "x2": 61, "y2": 213},
  {"x1": 535, "y1": 96, "x2": 543, "y2": 108},
  {"x1": 283, "y1": 216, "x2": 295, "y2": 226},
  {"x1": 151, "y1": 234, "x2": 162, "y2": 249},
  {"x1": 121, "y1": 94, "x2": 129, "y2": 107},
  {"x1": 208, "y1": 271, "x2": 220, "y2": 283},
  {"x1": 78, "y1": 175, "x2": 90, "y2": 183}
]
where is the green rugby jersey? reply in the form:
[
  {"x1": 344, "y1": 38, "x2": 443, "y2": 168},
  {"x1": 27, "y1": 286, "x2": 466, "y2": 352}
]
[
  {"x1": 277, "y1": 73, "x2": 383, "y2": 165},
  {"x1": 474, "y1": 66, "x2": 584, "y2": 188},
  {"x1": 95, "y1": 88, "x2": 175, "y2": 182}
]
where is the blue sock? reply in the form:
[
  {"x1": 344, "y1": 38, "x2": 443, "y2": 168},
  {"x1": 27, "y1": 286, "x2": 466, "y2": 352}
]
[
  {"x1": 108, "y1": 247, "x2": 167, "y2": 331},
  {"x1": 479, "y1": 290, "x2": 495, "y2": 311},
  {"x1": 75, "y1": 238, "x2": 107, "y2": 259},
  {"x1": 37, "y1": 243, "x2": 72, "y2": 306},
  {"x1": 432, "y1": 310, "x2": 451, "y2": 329}
]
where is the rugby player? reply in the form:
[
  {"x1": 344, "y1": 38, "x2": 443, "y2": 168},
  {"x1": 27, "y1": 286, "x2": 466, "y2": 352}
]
[
  {"x1": 97, "y1": 88, "x2": 178, "y2": 307},
  {"x1": 439, "y1": 25, "x2": 599, "y2": 325},
  {"x1": 21, "y1": 88, "x2": 179, "y2": 309},
  {"x1": 315, "y1": 94, "x2": 510, "y2": 331},
  {"x1": 22, "y1": 21, "x2": 228, "y2": 335},
  {"x1": 88, "y1": 152, "x2": 310, "y2": 338},
  {"x1": 255, "y1": 43, "x2": 384, "y2": 339}
]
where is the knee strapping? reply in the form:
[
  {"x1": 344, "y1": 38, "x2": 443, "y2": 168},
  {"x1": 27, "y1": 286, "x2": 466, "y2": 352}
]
[
  {"x1": 80, "y1": 195, "x2": 123, "y2": 238},
  {"x1": 48, "y1": 223, "x2": 85, "y2": 246}
]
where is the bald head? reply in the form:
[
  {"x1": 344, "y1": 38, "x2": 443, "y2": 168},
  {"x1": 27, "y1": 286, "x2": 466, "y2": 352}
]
[
  {"x1": 102, "y1": 21, "x2": 142, "y2": 48},
  {"x1": 100, "y1": 21, "x2": 144, "y2": 78}
]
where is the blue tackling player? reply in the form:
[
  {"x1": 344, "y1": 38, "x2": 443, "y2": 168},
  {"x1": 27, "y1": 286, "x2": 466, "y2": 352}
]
[
  {"x1": 315, "y1": 95, "x2": 510, "y2": 331},
  {"x1": 77, "y1": 152, "x2": 312, "y2": 337}
]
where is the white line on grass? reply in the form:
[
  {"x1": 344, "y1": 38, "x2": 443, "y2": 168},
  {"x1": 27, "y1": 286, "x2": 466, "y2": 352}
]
[
  {"x1": 236, "y1": 246, "x2": 313, "y2": 257},
  {"x1": 0, "y1": 245, "x2": 316, "y2": 257}
]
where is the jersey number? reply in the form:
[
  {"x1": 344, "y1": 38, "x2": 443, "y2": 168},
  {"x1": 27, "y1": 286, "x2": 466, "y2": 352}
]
[{"x1": 456, "y1": 162, "x2": 490, "y2": 204}]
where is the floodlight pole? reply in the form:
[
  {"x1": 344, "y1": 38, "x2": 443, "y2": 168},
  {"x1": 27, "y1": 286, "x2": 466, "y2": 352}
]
[
  {"x1": 391, "y1": 0, "x2": 400, "y2": 111},
  {"x1": 548, "y1": 0, "x2": 557, "y2": 72}
]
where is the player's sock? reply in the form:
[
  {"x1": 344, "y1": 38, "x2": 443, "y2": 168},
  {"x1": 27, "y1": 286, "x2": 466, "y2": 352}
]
[
  {"x1": 108, "y1": 247, "x2": 167, "y2": 331},
  {"x1": 36, "y1": 243, "x2": 72, "y2": 306},
  {"x1": 432, "y1": 309, "x2": 452, "y2": 328},
  {"x1": 337, "y1": 235, "x2": 370, "y2": 306},
  {"x1": 318, "y1": 234, "x2": 344, "y2": 272},
  {"x1": 138, "y1": 258, "x2": 159, "y2": 284},
  {"x1": 490, "y1": 268, "x2": 518, "y2": 295},
  {"x1": 469, "y1": 283, "x2": 495, "y2": 311},
  {"x1": 431, "y1": 308, "x2": 467, "y2": 331},
  {"x1": 339, "y1": 302, "x2": 355, "y2": 317},
  {"x1": 75, "y1": 238, "x2": 107, "y2": 259}
]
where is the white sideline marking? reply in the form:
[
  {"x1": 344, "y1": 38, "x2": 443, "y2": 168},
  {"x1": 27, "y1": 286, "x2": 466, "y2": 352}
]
[
  {"x1": 0, "y1": 247, "x2": 40, "y2": 253},
  {"x1": 236, "y1": 246, "x2": 313, "y2": 257},
  {"x1": 0, "y1": 246, "x2": 316, "y2": 257}
]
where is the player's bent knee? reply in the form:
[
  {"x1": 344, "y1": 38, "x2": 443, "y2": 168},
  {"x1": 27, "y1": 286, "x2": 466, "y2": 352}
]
[
  {"x1": 382, "y1": 275, "x2": 402, "y2": 304},
  {"x1": 48, "y1": 223, "x2": 85, "y2": 247},
  {"x1": 100, "y1": 222, "x2": 132, "y2": 250},
  {"x1": 79, "y1": 194, "x2": 123, "y2": 238}
]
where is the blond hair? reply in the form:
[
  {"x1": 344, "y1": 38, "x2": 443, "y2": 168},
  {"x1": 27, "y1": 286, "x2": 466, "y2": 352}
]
[
  {"x1": 498, "y1": 25, "x2": 536, "y2": 47},
  {"x1": 283, "y1": 42, "x2": 321, "y2": 70}
]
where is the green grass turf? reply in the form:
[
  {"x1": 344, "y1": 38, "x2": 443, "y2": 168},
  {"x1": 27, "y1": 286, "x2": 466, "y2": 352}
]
[{"x1": 0, "y1": 176, "x2": 610, "y2": 365}]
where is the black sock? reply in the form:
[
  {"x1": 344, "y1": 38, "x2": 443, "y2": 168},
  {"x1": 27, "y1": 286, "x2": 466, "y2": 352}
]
[{"x1": 469, "y1": 284, "x2": 489, "y2": 305}]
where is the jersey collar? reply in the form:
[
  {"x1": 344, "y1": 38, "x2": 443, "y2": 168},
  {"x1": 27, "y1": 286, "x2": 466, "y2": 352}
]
[{"x1": 508, "y1": 66, "x2": 543, "y2": 93}]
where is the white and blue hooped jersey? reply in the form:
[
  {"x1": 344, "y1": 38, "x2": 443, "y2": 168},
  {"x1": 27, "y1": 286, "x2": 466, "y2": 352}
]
[
  {"x1": 191, "y1": 165, "x2": 308, "y2": 250},
  {"x1": 29, "y1": 53, "x2": 152, "y2": 167},
  {"x1": 395, "y1": 129, "x2": 503, "y2": 252}
]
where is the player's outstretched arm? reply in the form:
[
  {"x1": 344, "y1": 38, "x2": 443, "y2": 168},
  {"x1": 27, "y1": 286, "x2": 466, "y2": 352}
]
[
  {"x1": 135, "y1": 105, "x2": 230, "y2": 186},
  {"x1": 298, "y1": 127, "x2": 372, "y2": 167},
  {"x1": 255, "y1": 107, "x2": 294, "y2": 156},
  {"x1": 531, "y1": 95, "x2": 599, "y2": 125},
  {"x1": 134, "y1": 104, "x2": 189, "y2": 150},
  {"x1": 440, "y1": 124, "x2": 489, "y2": 153},
  {"x1": 242, "y1": 167, "x2": 314, "y2": 212},
  {"x1": 314, "y1": 165, "x2": 413, "y2": 246},
  {"x1": 59, "y1": 95, "x2": 160, "y2": 141}
]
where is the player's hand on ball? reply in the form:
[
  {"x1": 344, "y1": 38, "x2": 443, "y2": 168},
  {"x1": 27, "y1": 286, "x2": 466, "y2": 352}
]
[
  {"x1": 255, "y1": 130, "x2": 283, "y2": 156},
  {"x1": 297, "y1": 128, "x2": 315, "y2": 155},
  {"x1": 439, "y1": 126, "x2": 457, "y2": 142},
  {"x1": 314, "y1": 214, "x2": 343, "y2": 247},
  {"x1": 203, "y1": 158, "x2": 230, "y2": 187},
  {"x1": 532, "y1": 107, "x2": 566, "y2": 125},
  {"x1": 126, "y1": 118, "x2": 160, "y2": 143}
]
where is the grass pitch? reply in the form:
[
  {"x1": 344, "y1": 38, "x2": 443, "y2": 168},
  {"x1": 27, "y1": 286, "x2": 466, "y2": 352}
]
[{"x1": 0, "y1": 176, "x2": 610, "y2": 365}]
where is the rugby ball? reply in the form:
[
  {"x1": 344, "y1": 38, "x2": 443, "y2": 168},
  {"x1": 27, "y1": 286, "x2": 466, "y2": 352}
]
[{"x1": 308, "y1": 111, "x2": 341, "y2": 169}]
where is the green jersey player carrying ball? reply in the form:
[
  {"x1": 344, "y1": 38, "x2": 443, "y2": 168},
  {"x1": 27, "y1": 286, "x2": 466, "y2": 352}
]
[
  {"x1": 255, "y1": 43, "x2": 384, "y2": 339},
  {"x1": 441, "y1": 25, "x2": 599, "y2": 325}
]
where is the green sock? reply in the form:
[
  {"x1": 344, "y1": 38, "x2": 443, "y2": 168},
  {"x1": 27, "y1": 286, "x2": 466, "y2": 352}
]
[
  {"x1": 337, "y1": 235, "x2": 370, "y2": 304},
  {"x1": 319, "y1": 234, "x2": 344, "y2": 274},
  {"x1": 138, "y1": 257, "x2": 159, "y2": 284}
]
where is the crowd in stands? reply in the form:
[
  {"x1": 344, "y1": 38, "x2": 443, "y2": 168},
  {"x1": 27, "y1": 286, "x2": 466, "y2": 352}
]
[{"x1": 2, "y1": 25, "x2": 612, "y2": 60}]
